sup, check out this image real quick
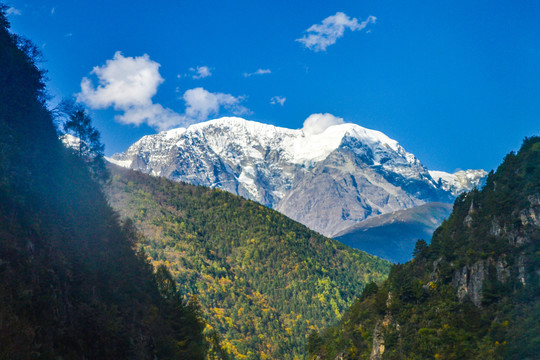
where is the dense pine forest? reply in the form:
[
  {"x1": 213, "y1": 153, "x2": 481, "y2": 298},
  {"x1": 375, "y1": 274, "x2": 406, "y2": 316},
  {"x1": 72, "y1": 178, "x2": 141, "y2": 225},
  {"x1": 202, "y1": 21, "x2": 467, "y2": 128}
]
[
  {"x1": 0, "y1": 6, "x2": 207, "y2": 359},
  {"x1": 106, "y1": 165, "x2": 390, "y2": 359},
  {"x1": 308, "y1": 137, "x2": 540, "y2": 359}
]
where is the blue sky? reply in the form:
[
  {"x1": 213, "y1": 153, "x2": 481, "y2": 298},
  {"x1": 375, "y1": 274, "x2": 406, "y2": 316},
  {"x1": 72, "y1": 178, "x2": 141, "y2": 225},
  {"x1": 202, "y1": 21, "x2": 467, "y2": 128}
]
[{"x1": 5, "y1": 0, "x2": 540, "y2": 173}]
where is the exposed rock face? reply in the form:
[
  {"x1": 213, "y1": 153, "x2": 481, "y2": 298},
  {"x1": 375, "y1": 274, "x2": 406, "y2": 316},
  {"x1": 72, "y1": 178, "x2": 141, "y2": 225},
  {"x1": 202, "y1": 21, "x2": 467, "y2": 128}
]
[
  {"x1": 111, "y1": 117, "x2": 483, "y2": 236},
  {"x1": 275, "y1": 148, "x2": 438, "y2": 236},
  {"x1": 369, "y1": 292, "x2": 402, "y2": 360},
  {"x1": 495, "y1": 257, "x2": 510, "y2": 283},
  {"x1": 452, "y1": 260, "x2": 488, "y2": 306},
  {"x1": 488, "y1": 194, "x2": 540, "y2": 247},
  {"x1": 452, "y1": 194, "x2": 540, "y2": 306},
  {"x1": 520, "y1": 194, "x2": 540, "y2": 227},
  {"x1": 370, "y1": 320, "x2": 386, "y2": 360}
]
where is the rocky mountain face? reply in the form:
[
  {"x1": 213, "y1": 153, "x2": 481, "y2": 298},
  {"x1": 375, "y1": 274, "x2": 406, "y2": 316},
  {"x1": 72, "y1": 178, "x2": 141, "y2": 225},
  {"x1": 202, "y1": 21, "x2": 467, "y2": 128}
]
[{"x1": 111, "y1": 117, "x2": 484, "y2": 236}]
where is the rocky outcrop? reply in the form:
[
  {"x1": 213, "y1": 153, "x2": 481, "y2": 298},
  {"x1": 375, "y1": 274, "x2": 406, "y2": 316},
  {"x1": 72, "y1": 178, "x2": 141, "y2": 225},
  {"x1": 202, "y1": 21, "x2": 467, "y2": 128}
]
[
  {"x1": 370, "y1": 320, "x2": 386, "y2": 360},
  {"x1": 520, "y1": 194, "x2": 540, "y2": 227},
  {"x1": 370, "y1": 293, "x2": 401, "y2": 360},
  {"x1": 488, "y1": 193, "x2": 540, "y2": 247},
  {"x1": 452, "y1": 260, "x2": 487, "y2": 306},
  {"x1": 451, "y1": 256, "x2": 514, "y2": 307}
]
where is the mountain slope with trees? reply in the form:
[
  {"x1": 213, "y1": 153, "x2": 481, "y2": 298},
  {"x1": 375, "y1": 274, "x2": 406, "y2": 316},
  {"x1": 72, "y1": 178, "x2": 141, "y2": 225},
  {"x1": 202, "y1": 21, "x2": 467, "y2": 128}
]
[
  {"x1": 106, "y1": 164, "x2": 391, "y2": 359},
  {"x1": 0, "y1": 6, "x2": 206, "y2": 359},
  {"x1": 308, "y1": 137, "x2": 540, "y2": 360}
]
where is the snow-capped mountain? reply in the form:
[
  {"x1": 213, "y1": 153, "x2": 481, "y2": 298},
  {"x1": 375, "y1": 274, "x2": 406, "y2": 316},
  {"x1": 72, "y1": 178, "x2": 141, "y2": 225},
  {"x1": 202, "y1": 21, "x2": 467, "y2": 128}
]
[
  {"x1": 110, "y1": 117, "x2": 483, "y2": 236},
  {"x1": 429, "y1": 169, "x2": 488, "y2": 197}
]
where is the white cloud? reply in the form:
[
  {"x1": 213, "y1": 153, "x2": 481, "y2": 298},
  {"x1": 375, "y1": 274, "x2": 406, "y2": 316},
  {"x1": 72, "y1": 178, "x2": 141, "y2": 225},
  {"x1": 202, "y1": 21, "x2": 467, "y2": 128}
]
[
  {"x1": 183, "y1": 87, "x2": 250, "y2": 121},
  {"x1": 270, "y1": 96, "x2": 286, "y2": 106},
  {"x1": 302, "y1": 113, "x2": 345, "y2": 135},
  {"x1": 190, "y1": 66, "x2": 212, "y2": 79},
  {"x1": 6, "y1": 7, "x2": 21, "y2": 16},
  {"x1": 296, "y1": 12, "x2": 376, "y2": 52},
  {"x1": 243, "y1": 68, "x2": 271, "y2": 77},
  {"x1": 78, "y1": 51, "x2": 164, "y2": 109},
  {"x1": 78, "y1": 53, "x2": 248, "y2": 130},
  {"x1": 51, "y1": 7, "x2": 55, "y2": 15},
  {"x1": 77, "y1": 52, "x2": 182, "y2": 130}
]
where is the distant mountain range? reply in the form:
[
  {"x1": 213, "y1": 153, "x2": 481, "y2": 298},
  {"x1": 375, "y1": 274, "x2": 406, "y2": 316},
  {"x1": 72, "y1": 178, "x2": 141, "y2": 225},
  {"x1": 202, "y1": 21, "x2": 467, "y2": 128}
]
[
  {"x1": 335, "y1": 202, "x2": 453, "y2": 263},
  {"x1": 110, "y1": 117, "x2": 487, "y2": 236}
]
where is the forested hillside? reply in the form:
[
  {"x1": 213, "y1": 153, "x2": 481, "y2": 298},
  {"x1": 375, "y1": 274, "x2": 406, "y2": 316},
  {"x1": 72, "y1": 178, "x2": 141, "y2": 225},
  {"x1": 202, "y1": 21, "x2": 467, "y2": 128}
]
[
  {"x1": 106, "y1": 165, "x2": 391, "y2": 359},
  {"x1": 309, "y1": 137, "x2": 540, "y2": 359},
  {"x1": 0, "y1": 6, "x2": 206, "y2": 359}
]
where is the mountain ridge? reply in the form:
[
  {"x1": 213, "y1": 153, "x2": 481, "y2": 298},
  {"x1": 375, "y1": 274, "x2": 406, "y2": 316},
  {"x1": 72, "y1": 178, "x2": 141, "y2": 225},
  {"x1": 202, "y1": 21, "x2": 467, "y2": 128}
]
[{"x1": 111, "y1": 117, "x2": 485, "y2": 236}]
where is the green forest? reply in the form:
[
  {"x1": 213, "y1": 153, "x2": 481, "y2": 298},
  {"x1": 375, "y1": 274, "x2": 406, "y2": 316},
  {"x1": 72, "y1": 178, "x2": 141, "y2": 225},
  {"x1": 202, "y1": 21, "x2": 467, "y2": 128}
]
[
  {"x1": 308, "y1": 137, "x2": 540, "y2": 359},
  {"x1": 106, "y1": 165, "x2": 390, "y2": 359}
]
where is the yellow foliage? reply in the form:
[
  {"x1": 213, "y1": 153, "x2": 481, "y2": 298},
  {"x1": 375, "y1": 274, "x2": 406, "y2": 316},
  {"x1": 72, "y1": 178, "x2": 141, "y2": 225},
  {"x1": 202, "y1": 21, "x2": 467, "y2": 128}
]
[{"x1": 225, "y1": 317, "x2": 234, "y2": 328}]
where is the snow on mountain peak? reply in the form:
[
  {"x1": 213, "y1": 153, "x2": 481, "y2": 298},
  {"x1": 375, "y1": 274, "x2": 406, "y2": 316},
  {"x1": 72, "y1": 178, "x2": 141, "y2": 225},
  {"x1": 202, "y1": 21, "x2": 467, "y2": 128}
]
[
  {"x1": 111, "y1": 116, "x2": 459, "y2": 236},
  {"x1": 147, "y1": 117, "x2": 406, "y2": 166},
  {"x1": 429, "y1": 169, "x2": 488, "y2": 196}
]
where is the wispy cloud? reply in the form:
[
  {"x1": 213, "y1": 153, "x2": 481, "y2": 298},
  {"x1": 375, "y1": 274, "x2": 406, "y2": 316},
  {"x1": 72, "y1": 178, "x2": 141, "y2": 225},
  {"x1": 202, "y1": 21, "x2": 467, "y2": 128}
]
[
  {"x1": 243, "y1": 68, "x2": 271, "y2": 77},
  {"x1": 6, "y1": 7, "x2": 21, "y2": 16},
  {"x1": 190, "y1": 65, "x2": 212, "y2": 79},
  {"x1": 270, "y1": 96, "x2": 286, "y2": 106},
  {"x1": 77, "y1": 52, "x2": 248, "y2": 130},
  {"x1": 51, "y1": 7, "x2": 55, "y2": 15},
  {"x1": 297, "y1": 12, "x2": 376, "y2": 52}
]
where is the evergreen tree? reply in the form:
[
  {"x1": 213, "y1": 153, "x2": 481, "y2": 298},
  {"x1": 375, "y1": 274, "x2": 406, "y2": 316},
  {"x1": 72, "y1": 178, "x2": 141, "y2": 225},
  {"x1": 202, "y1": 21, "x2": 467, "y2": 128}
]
[{"x1": 57, "y1": 98, "x2": 108, "y2": 181}]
